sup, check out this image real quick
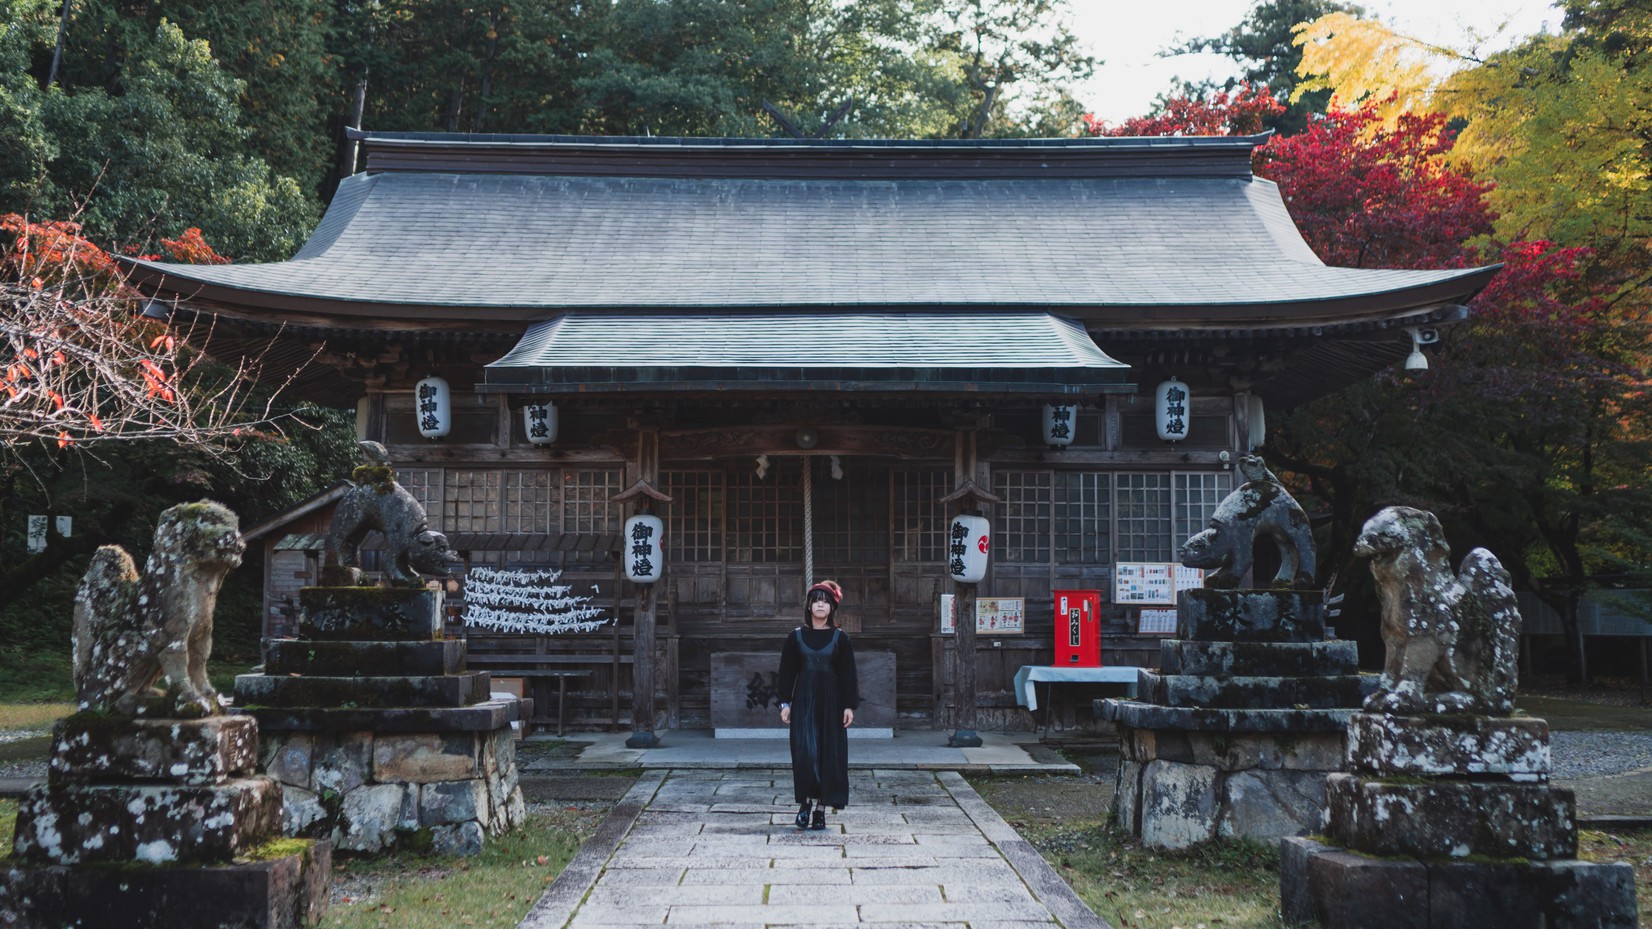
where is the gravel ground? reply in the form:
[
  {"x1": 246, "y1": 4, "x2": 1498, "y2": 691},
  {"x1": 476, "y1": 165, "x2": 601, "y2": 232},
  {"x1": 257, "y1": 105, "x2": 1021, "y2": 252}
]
[{"x1": 1550, "y1": 730, "x2": 1652, "y2": 779}]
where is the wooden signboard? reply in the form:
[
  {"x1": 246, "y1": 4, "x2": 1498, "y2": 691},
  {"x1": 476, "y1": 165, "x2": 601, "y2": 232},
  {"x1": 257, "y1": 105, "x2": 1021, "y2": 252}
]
[{"x1": 709, "y1": 650, "x2": 895, "y2": 737}]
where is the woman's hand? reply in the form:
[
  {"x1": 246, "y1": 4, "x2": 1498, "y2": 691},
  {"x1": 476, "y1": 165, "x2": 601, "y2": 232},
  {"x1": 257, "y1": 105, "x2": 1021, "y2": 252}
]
[
  {"x1": 843, "y1": 708, "x2": 854, "y2": 728},
  {"x1": 780, "y1": 705, "x2": 790, "y2": 725}
]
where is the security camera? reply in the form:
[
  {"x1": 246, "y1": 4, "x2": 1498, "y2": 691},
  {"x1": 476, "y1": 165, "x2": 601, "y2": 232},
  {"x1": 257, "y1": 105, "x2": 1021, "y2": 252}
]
[{"x1": 1403, "y1": 327, "x2": 1433, "y2": 372}]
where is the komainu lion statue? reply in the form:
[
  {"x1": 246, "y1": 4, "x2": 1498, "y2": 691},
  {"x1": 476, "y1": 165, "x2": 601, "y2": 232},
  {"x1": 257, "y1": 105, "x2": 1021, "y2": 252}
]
[
  {"x1": 1178, "y1": 455, "x2": 1316, "y2": 589},
  {"x1": 1355, "y1": 505, "x2": 1521, "y2": 716},
  {"x1": 73, "y1": 500, "x2": 244, "y2": 718},
  {"x1": 324, "y1": 441, "x2": 454, "y2": 586}
]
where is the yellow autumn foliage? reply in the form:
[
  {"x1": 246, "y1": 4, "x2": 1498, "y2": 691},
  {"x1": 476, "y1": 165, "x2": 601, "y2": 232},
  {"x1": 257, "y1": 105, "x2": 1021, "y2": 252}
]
[{"x1": 1291, "y1": 12, "x2": 1445, "y2": 118}]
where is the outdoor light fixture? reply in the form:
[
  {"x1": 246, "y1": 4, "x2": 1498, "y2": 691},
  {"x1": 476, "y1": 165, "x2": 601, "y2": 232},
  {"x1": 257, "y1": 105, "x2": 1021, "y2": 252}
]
[
  {"x1": 1404, "y1": 327, "x2": 1439, "y2": 372},
  {"x1": 623, "y1": 513, "x2": 664, "y2": 584},
  {"x1": 523, "y1": 401, "x2": 557, "y2": 446},
  {"x1": 1154, "y1": 377, "x2": 1190, "y2": 443},
  {"x1": 414, "y1": 375, "x2": 451, "y2": 440},
  {"x1": 947, "y1": 514, "x2": 991, "y2": 584},
  {"x1": 795, "y1": 427, "x2": 819, "y2": 449},
  {"x1": 1042, "y1": 404, "x2": 1076, "y2": 448}
]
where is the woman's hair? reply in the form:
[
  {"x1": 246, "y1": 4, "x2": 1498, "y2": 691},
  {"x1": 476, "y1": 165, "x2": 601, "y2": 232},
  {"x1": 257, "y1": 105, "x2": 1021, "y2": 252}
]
[{"x1": 803, "y1": 579, "x2": 842, "y2": 626}]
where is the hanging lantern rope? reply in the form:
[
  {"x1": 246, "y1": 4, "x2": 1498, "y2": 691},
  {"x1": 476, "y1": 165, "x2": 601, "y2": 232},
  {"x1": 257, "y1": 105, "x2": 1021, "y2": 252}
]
[{"x1": 802, "y1": 456, "x2": 814, "y2": 591}]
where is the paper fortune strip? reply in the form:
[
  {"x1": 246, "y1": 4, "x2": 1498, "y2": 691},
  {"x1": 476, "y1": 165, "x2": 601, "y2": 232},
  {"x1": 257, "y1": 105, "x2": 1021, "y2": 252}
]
[{"x1": 462, "y1": 567, "x2": 609, "y2": 635}]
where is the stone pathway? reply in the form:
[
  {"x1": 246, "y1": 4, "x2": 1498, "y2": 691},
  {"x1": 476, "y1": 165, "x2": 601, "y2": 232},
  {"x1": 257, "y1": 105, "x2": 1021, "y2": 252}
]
[{"x1": 519, "y1": 768, "x2": 1108, "y2": 929}]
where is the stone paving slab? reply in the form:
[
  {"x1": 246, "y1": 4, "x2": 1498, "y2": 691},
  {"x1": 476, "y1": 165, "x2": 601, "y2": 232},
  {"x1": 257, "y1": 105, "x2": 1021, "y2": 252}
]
[
  {"x1": 562, "y1": 730, "x2": 1078, "y2": 774},
  {"x1": 518, "y1": 767, "x2": 1110, "y2": 929}
]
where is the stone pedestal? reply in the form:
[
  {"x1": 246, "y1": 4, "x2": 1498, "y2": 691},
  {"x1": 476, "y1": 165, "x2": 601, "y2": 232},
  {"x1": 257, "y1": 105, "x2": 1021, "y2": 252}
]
[
  {"x1": 0, "y1": 715, "x2": 330, "y2": 929},
  {"x1": 235, "y1": 586, "x2": 525, "y2": 856},
  {"x1": 1099, "y1": 590, "x2": 1376, "y2": 848},
  {"x1": 1281, "y1": 712, "x2": 1638, "y2": 928}
]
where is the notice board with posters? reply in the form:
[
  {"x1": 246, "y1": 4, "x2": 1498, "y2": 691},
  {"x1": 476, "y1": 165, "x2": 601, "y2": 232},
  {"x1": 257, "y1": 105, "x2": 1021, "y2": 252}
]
[{"x1": 939, "y1": 595, "x2": 1026, "y2": 634}]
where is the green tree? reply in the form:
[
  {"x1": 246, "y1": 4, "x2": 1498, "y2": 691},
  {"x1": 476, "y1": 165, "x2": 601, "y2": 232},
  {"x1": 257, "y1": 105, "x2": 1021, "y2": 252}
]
[
  {"x1": 1174, "y1": 0, "x2": 1367, "y2": 133},
  {"x1": 929, "y1": 0, "x2": 1094, "y2": 137},
  {"x1": 326, "y1": 0, "x2": 1093, "y2": 141},
  {"x1": 0, "y1": 6, "x2": 316, "y2": 259}
]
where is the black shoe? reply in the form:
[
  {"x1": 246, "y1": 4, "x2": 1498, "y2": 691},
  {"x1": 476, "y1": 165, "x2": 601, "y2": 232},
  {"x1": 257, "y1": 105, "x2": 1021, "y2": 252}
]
[
  {"x1": 810, "y1": 808, "x2": 826, "y2": 831},
  {"x1": 794, "y1": 803, "x2": 811, "y2": 829}
]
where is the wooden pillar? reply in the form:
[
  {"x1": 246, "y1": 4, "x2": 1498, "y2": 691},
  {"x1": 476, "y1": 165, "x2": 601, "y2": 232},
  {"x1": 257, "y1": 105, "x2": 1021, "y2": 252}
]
[
  {"x1": 951, "y1": 583, "x2": 980, "y2": 746},
  {"x1": 627, "y1": 585, "x2": 658, "y2": 747},
  {"x1": 947, "y1": 427, "x2": 988, "y2": 748},
  {"x1": 620, "y1": 428, "x2": 669, "y2": 749}
]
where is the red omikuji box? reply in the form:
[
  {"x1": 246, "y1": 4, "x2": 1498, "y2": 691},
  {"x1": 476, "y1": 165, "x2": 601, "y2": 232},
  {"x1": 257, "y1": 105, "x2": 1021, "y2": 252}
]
[{"x1": 1053, "y1": 589, "x2": 1102, "y2": 667}]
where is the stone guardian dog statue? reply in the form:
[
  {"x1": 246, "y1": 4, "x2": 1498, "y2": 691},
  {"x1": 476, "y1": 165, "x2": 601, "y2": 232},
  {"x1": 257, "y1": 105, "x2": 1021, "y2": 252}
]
[
  {"x1": 324, "y1": 441, "x2": 454, "y2": 586},
  {"x1": 73, "y1": 500, "x2": 244, "y2": 717},
  {"x1": 1178, "y1": 455, "x2": 1316, "y2": 589},
  {"x1": 1354, "y1": 505, "x2": 1521, "y2": 715}
]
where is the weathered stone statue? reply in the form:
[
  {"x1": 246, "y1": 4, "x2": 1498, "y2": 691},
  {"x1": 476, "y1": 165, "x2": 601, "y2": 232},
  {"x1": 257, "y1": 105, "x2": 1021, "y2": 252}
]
[
  {"x1": 1353, "y1": 505, "x2": 1521, "y2": 715},
  {"x1": 323, "y1": 441, "x2": 454, "y2": 586},
  {"x1": 1178, "y1": 454, "x2": 1316, "y2": 589},
  {"x1": 1281, "y1": 504, "x2": 1635, "y2": 929},
  {"x1": 237, "y1": 443, "x2": 524, "y2": 857},
  {"x1": 73, "y1": 499, "x2": 244, "y2": 717},
  {"x1": 1103, "y1": 455, "x2": 1371, "y2": 848},
  {"x1": 4, "y1": 501, "x2": 330, "y2": 928}
]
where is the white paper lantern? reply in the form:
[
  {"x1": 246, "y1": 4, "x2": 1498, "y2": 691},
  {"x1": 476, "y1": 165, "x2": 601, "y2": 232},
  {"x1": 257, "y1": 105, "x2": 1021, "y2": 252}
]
[
  {"x1": 623, "y1": 513, "x2": 664, "y2": 585},
  {"x1": 1247, "y1": 394, "x2": 1266, "y2": 450},
  {"x1": 524, "y1": 402, "x2": 557, "y2": 446},
  {"x1": 947, "y1": 514, "x2": 990, "y2": 584},
  {"x1": 1042, "y1": 404, "x2": 1076, "y2": 448},
  {"x1": 1154, "y1": 377, "x2": 1190, "y2": 443},
  {"x1": 414, "y1": 375, "x2": 451, "y2": 440}
]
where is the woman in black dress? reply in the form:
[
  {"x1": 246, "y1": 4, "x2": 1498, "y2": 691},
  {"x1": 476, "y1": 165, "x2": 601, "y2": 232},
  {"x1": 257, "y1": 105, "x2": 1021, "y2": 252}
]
[{"x1": 777, "y1": 579, "x2": 859, "y2": 830}]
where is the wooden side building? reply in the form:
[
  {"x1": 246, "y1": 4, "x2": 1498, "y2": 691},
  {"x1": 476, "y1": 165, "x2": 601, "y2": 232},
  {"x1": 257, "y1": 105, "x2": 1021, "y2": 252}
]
[{"x1": 123, "y1": 133, "x2": 1498, "y2": 735}]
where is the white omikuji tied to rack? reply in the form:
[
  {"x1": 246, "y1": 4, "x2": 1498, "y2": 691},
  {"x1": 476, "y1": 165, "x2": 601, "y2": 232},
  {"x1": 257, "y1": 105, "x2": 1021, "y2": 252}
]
[{"x1": 461, "y1": 567, "x2": 607, "y2": 635}]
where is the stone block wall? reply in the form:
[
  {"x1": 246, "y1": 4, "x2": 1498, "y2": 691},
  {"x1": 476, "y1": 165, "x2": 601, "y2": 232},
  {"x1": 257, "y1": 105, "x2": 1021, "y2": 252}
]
[{"x1": 261, "y1": 726, "x2": 523, "y2": 855}]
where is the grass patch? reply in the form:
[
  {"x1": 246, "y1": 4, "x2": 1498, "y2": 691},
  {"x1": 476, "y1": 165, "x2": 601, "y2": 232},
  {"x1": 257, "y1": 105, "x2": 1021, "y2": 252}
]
[
  {"x1": 1027, "y1": 823, "x2": 1287, "y2": 929},
  {"x1": 0, "y1": 703, "x2": 73, "y2": 732},
  {"x1": 968, "y1": 774, "x2": 1285, "y2": 929},
  {"x1": 321, "y1": 806, "x2": 602, "y2": 929},
  {"x1": 0, "y1": 647, "x2": 74, "y2": 704},
  {"x1": 1578, "y1": 828, "x2": 1652, "y2": 917}
]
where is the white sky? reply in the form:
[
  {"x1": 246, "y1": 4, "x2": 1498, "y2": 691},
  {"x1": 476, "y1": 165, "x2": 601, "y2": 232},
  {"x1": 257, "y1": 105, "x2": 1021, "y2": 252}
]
[{"x1": 1069, "y1": 0, "x2": 1566, "y2": 124}]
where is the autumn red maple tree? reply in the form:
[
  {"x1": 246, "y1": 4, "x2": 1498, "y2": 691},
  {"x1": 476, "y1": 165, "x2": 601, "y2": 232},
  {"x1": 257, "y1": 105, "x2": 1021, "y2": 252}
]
[
  {"x1": 1102, "y1": 85, "x2": 1648, "y2": 683},
  {"x1": 1254, "y1": 103, "x2": 1494, "y2": 269},
  {"x1": 1085, "y1": 83, "x2": 1284, "y2": 137},
  {"x1": 0, "y1": 214, "x2": 283, "y2": 460}
]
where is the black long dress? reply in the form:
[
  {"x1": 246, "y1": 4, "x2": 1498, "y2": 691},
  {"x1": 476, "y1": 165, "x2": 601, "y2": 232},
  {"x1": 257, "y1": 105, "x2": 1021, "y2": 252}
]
[{"x1": 776, "y1": 625, "x2": 859, "y2": 809}]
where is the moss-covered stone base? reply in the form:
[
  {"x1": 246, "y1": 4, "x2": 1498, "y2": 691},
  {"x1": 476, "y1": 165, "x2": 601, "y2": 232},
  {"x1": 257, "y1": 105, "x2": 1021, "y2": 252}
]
[
  {"x1": 0, "y1": 838, "x2": 331, "y2": 929},
  {"x1": 259, "y1": 725, "x2": 524, "y2": 856},
  {"x1": 1280, "y1": 836, "x2": 1636, "y2": 929},
  {"x1": 297, "y1": 586, "x2": 443, "y2": 641}
]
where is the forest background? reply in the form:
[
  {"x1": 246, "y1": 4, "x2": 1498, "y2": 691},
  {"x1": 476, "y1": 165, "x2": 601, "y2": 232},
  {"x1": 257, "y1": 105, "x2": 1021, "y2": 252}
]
[{"x1": 0, "y1": 0, "x2": 1647, "y2": 695}]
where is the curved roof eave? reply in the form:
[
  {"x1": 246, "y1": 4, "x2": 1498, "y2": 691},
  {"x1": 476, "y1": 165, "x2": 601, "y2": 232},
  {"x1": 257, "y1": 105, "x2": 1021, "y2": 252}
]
[
  {"x1": 118, "y1": 258, "x2": 1501, "y2": 332},
  {"x1": 114, "y1": 133, "x2": 1503, "y2": 331}
]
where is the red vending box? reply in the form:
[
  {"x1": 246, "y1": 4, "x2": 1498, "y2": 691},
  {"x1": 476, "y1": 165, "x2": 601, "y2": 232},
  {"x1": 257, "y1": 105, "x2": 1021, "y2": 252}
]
[{"x1": 1053, "y1": 589, "x2": 1102, "y2": 667}]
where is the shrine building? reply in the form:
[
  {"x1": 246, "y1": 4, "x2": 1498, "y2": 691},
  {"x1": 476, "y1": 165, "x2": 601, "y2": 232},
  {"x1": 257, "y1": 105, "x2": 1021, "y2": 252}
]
[{"x1": 123, "y1": 132, "x2": 1498, "y2": 738}]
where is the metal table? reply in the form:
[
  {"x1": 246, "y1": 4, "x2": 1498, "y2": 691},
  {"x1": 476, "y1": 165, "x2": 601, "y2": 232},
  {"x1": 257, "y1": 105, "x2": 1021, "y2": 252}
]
[{"x1": 1012, "y1": 665, "x2": 1142, "y2": 736}]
